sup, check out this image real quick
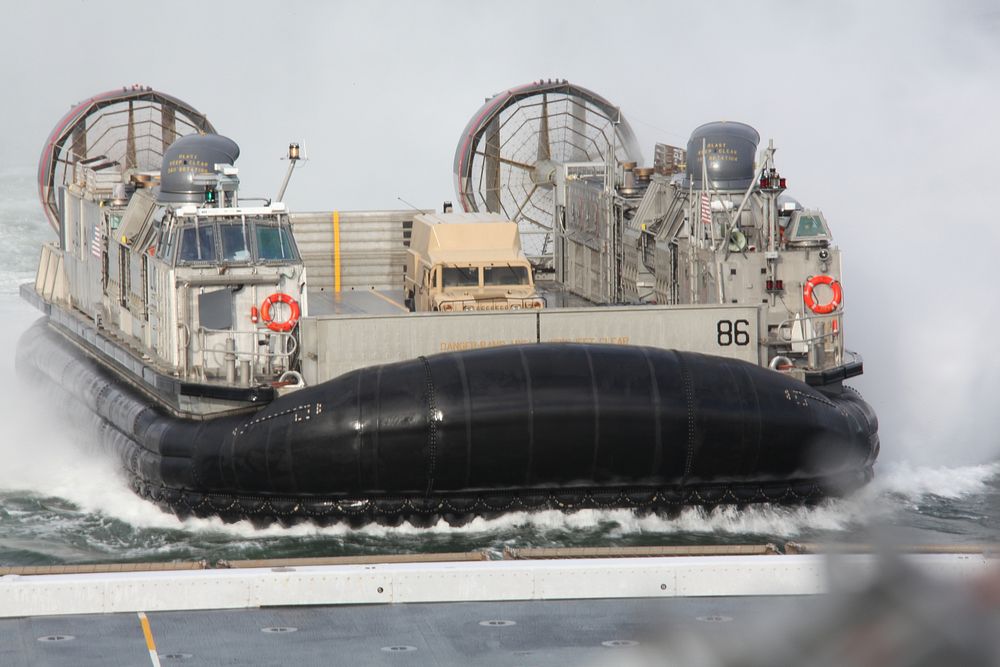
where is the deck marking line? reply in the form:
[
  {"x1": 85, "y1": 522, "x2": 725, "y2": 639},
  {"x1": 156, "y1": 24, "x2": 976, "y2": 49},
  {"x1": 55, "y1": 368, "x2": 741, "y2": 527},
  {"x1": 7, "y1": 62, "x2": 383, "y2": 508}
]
[
  {"x1": 137, "y1": 611, "x2": 161, "y2": 667},
  {"x1": 333, "y1": 211, "x2": 342, "y2": 293},
  {"x1": 368, "y1": 289, "x2": 408, "y2": 311}
]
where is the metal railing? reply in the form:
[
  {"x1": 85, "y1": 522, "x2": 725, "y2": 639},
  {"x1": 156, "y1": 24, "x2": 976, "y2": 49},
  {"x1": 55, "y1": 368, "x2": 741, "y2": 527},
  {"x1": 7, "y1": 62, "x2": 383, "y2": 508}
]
[
  {"x1": 194, "y1": 327, "x2": 298, "y2": 386},
  {"x1": 773, "y1": 311, "x2": 845, "y2": 370}
]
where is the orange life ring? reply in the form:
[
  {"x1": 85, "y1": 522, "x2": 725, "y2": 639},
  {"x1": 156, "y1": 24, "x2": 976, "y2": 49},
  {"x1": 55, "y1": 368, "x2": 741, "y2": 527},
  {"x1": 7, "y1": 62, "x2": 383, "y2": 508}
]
[
  {"x1": 803, "y1": 275, "x2": 843, "y2": 314},
  {"x1": 260, "y1": 293, "x2": 300, "y2": 332}
]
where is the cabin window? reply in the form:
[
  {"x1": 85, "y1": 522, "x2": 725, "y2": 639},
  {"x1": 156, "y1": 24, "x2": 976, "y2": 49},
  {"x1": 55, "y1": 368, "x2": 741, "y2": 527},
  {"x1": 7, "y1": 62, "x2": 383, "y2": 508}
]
[
  {"x1": 256, "y1": 225, "x2": 297, "y2": 262},
  {"x1": 793, "y1": 215, "x2": 827, "y2": 238},
  {"x1": 118, "y1": 250, "x2": 129, "y2": 307},
  {"x1": 441, "y1": 266, "x2": 479, "y2": 288},
  {"x1": 159, "y1": 227, "x2": 177, "y2": 262},
  {"x1": 483, "y1": 265, "x2": 530, "y2": 286},
  {"x1": 220, "y1": 223, "x2": 252, "y2": 263},
  {"x1": 178, "y1": 225, "x2": 217, "y2": 263}
]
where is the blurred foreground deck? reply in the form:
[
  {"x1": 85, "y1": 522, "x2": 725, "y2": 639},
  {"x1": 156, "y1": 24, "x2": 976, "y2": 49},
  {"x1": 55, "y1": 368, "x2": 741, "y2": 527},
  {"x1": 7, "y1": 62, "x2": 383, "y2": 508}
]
[{"x1": 1, "y1": 545, "x2": 997, "y2": 666}]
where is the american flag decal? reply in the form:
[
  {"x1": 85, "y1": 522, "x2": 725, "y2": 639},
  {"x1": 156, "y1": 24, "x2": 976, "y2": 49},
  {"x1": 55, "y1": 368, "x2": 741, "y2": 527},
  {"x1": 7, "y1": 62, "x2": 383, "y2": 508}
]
[
  {"x1": 91, "y1": 223, "x2": 103, "y2": 258},
  {"x1": 700, "y1": 192, "x2": 712, "y2": 229}
]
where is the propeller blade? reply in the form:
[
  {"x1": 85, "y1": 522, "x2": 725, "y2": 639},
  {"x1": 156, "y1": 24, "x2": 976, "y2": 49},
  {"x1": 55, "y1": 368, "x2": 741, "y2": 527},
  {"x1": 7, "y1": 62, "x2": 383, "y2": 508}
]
[
  {"x1": 71, "y1": 122, "x2": 87, "y2": 162},
  {"x1": 473, "y1": 151, "x2": 535, "y2": 171},
  {"x1": 570, "y1": 97, "x2": 586, "y2": 161},
  {"x1": 485, "y1": 116, "x2": 500, "y2": 214},
  {"x1": 162, "y1": 103, "x2": 176, "y2": 154},
  {"x1": 514, "y1": 184, "x2": 538, "y2": 221},
  {"x1": 125, "y1": 100, "x2": 136, "y2": 171},
  {"x1": 536, "y1": 93, "x2": 551, "y2": 162}
]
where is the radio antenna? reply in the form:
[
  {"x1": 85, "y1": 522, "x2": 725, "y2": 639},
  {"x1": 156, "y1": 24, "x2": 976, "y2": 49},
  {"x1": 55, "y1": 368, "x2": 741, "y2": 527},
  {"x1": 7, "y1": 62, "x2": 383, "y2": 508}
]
[{"x1": 396, "y1": 196, "x2": 423, "y2": 213}]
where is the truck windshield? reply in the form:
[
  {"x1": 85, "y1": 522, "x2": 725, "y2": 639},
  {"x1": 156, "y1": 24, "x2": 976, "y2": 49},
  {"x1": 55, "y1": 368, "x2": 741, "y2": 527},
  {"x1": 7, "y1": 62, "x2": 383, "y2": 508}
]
[
  {"x1": 441, "y1": 266, "x2": 479, "y2": 287},
  {"x1": 483, "y1": 265, "x2": 529, "y2": 286}
]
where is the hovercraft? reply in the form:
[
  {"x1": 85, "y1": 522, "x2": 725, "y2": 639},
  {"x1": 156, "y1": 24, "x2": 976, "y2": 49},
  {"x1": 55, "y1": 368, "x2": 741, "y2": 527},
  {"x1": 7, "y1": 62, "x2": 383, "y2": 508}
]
[{"x1": 19, "y1": 83, "x2": 878, "y2": 525}]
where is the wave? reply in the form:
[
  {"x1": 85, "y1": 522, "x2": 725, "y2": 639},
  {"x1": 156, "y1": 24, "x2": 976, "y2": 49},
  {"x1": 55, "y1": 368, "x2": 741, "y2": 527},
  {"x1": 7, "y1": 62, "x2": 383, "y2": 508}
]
[
  {"x1": 869, "y1": 460, "x2": 1000, "y2": 500},
  {"x1": 3, "y1": 437, "x2": 996, "y2": 563}
]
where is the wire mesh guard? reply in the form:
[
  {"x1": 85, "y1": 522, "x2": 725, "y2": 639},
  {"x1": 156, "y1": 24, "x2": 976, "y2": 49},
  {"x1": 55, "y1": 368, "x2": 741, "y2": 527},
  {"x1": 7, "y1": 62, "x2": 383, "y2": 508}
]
[
  {"x1": 454, "y1": 80, "x2": 641, "y2": 258},
  {"x1": 38, "y1": 85, "x2": 214, "y2": 232}
]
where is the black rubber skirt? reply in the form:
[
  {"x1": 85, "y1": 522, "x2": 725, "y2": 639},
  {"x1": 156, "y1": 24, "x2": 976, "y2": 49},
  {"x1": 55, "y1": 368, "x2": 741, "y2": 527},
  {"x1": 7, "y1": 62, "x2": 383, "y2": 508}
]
[{"x1": 18, "y1": 318, "x2": 879, "y2": 525}]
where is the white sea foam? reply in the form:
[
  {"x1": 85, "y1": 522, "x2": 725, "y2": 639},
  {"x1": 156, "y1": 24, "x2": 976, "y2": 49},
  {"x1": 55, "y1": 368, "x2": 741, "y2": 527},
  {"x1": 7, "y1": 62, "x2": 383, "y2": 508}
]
[
  {"x1": 25, "y1": 463, "x2": 995, "y2": 546},
  {"x1": 869, "y1": 461, "x2": 1000, "y2": 500}
]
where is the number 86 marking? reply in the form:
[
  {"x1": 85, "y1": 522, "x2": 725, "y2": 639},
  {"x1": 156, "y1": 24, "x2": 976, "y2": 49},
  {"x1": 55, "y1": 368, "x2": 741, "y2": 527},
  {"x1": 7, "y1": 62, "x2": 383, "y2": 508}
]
[{"x1": 717, "y1": 319, "x2": 751, "y2": 346}]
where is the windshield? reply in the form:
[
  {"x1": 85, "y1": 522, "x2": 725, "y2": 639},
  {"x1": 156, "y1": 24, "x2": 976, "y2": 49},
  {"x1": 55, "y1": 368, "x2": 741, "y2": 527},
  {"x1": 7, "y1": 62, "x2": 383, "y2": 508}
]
[
  {"x1": 178, "y1": 225, "x2": 216, "y2": 263},
  {"x1": 793, "y1": 215, "x2": 828, "y2": 238},
  {"x1": 483, "y1": 265, "x2": 530, "y2": 286},
  {"x1": 220, "y1": 223, "x2": 251, "y2": 262},
  {"x1": 441, "y1": 266, "x2": 479, "y2": 288},
  {"x1": 256, "y1": 225, "x2": 298, "y2": 261}
]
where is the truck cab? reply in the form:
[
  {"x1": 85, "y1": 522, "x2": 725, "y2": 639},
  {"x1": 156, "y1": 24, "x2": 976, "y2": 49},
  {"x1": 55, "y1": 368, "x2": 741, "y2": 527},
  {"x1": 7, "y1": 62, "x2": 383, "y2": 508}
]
[{"x1": 404, "y1": 212, "x2": 544, "y2": 312}]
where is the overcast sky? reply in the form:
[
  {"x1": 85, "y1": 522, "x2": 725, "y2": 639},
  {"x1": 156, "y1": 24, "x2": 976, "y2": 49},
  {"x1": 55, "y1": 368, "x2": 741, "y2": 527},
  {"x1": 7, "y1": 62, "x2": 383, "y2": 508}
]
[{"x1": 2, "y1": 0, "x2": 999, "y2": 465}]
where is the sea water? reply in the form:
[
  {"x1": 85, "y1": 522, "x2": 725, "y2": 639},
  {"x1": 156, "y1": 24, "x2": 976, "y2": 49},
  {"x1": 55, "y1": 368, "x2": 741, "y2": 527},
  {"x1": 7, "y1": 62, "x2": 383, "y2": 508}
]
[{"x1": 1, "y1": 166, "x2": 998, "y2": 566}]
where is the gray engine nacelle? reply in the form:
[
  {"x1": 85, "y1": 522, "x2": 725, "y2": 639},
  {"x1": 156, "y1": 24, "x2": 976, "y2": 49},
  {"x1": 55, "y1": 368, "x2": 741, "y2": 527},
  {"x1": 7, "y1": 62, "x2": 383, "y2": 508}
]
[
  {"x1": 158, "y1": 134, "x2": 240, "y2": 204},
  {"x1": 685, "y1": 121, "x2": 760, "y2": 191}
]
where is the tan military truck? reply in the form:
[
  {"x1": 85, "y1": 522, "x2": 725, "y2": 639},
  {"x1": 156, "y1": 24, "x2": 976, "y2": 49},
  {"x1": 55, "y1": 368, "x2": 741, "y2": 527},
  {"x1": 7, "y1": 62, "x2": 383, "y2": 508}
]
[{"x1": 404, "y1": 212, "x2": 545, "y2": 312}]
